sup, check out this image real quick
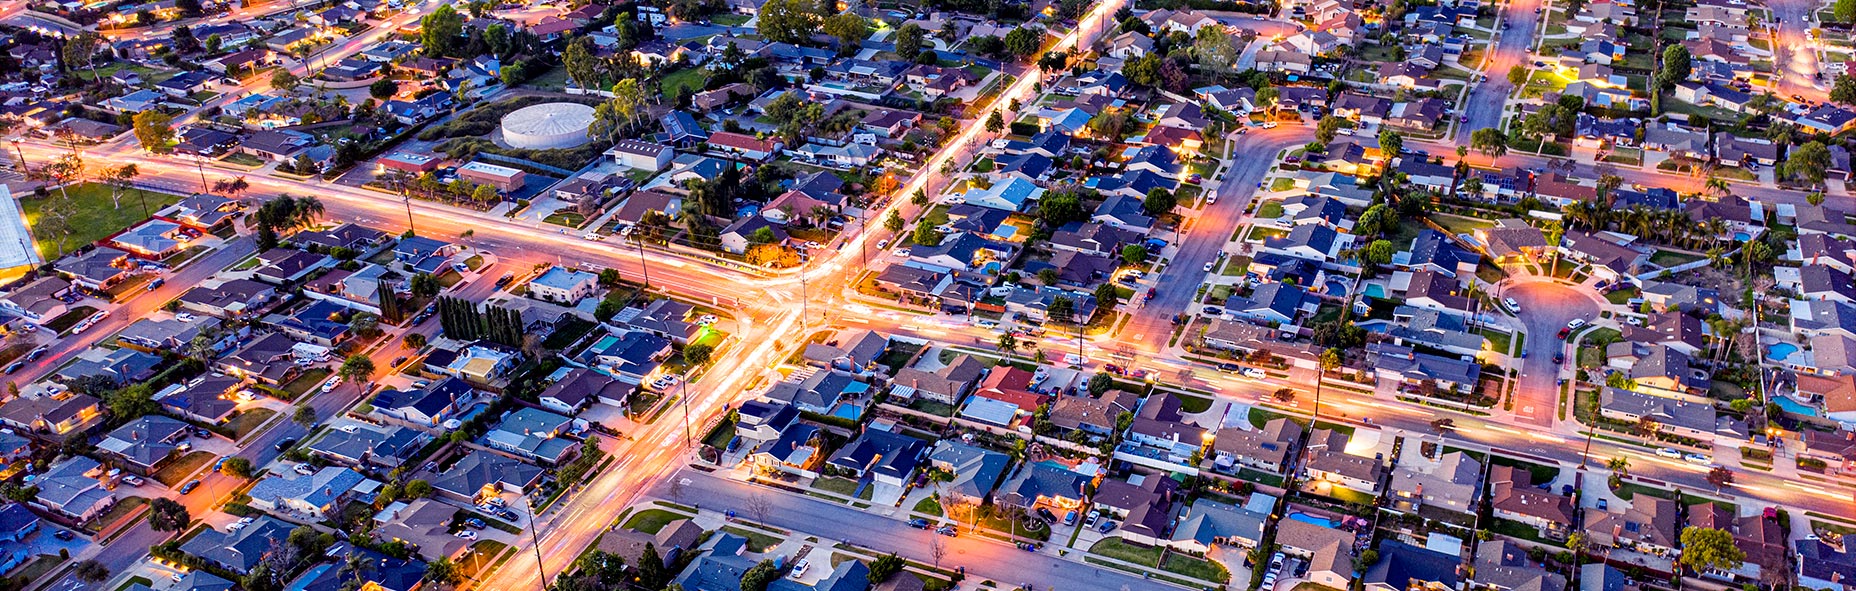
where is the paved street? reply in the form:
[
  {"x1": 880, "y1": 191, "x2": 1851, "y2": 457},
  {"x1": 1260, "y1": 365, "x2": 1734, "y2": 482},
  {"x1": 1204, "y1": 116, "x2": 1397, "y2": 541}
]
[
  {"x1": 1503, "y1": 278, "x2": 1602, "y2": 428},
  {"x1": 655, "y1": 469, "x2": 1179, "y2": 591},
  {"x1": 1455, "y1": 0, "x2": 1541, "y2": 145}
]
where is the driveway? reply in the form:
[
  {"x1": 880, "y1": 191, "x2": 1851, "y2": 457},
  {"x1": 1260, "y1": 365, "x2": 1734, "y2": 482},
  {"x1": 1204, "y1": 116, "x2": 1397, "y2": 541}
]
[{"x1": 1502, "y1": 278, "x2": 1601, "y2": 427}]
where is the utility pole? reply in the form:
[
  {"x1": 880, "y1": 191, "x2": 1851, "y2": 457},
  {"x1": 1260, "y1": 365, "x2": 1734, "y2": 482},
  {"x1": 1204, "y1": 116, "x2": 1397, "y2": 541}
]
[
  {"x1": 194, "y1": 157, "x2": 209, "y2": 193},
  {"x1": 633, "y1": 233, "x2": 652, "y2": 289},
  {"x1": 798, "y1": 268, "x2": 809, "y2": 334},
  {"x1": 524, "y1": 497, "x2": 550, "y2": 591},
  {"x1": 679, "y1": 370, "x2": 693, "y2": 448},
  {"x1": 8, "y1": 140, "x2": 25, "y2": 173},
  {"x1": 402, "y1": 196, "x2": 416, "y2": 236}
]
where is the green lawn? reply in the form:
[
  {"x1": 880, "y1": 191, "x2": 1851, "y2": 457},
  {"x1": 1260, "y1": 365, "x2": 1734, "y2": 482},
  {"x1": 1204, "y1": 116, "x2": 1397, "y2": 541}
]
[
  {"x1": 913, "y1": 496, "x2": 943, "y2": 516},
  {"x1": 84, "y1": 496, "x2": 148, "y2": 533},
  {"x1": 621, "y1": 508, "x2": 688, "y2": 534},
  {"x1": 1430, "y1": 214, "x2": 1494, "y2": 235},
  {"x1": 721, "y1": 526, "x2": 783, "y2": 552},
  {"x1": 544, "y1": 211, "x2": 587, "y2": 228},
  {"x1": 1090, "y1": 537, "x2": 1162, "y2": 566},
  {"x1": 21, "y1": 183, "x2": 185, "y2": 262},
  {"x1": 219, "y1": 407, "x2": 276, "y2": 441},
  {"x1": 44, "y1": 305, "x2": 98, "y2": 335},
  {"x1": 1648, "y1": 250, "x2": 1702, "y2": 268},
  {"x1": 1256, "y1": 201, "x2": 1284, "y2": 218},
  {"x1": 222, "y1": 153, "x2": 266, "y2": 167},
  {"x1": 1162, "y1": 553, "x2": 1231, "y2": 582},
  {"x1": 659, "y1": 68, "x2": 708, "y2": 101}
]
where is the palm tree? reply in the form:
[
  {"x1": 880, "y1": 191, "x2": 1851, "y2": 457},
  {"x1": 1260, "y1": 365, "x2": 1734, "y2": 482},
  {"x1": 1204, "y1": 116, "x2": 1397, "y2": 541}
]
[
  {"x1": 1606, "y1": 456, "x2": 1630, "y2": 476},
  {"x1": 1704, "y1": 176, "x2": 1730, "y2": 197}
]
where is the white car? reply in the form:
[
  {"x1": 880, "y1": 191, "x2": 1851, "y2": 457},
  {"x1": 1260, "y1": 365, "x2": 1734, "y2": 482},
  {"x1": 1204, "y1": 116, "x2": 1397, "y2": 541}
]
[
  {"x1": 175, "y1": 312, "x2": 197, "y2": 322},
  {"x1": 1566, "y1": 318, "x2": 1587, "y2": 330},
  {"x1": 1062, "y1": 353, "x2": 1085, "y2": 366},
  {"x1": 321, "y1": 376, "x2": 343, "y2": 393},
  {"x1": 1684, "y1": 452, "x2": 1711, "y2": 465},
  {"x1": 1239, "y1": 367, "x2": 1267, "y2": 379},
  {"x1": 790, "y1": 559, "x2": 810, "y2": 578},
  {"x1": 227, "y1": 522, "x2": 246, "y2": 531},
  {"x1": 895, "y1": 248, "x2": 912, "y2": 258},
  {"x1": 294, "y1": 463, "x2": 316, "y2": 475},
  {"x1": 876, "y1": 239, "x2": 890, "y2": 249},
  {"x1": 1625, "y1": 316, "x2": 1643, "y2": 326},
  {"x1": 1503, "y1": 297, "x2": 1519, "y2": 312},
  {"x1": 698, "y1": 314, "x2": 718, "y2": 325},
  {"x1": 583, "y1": 233, "x2": 604, "y2": 241},
  {"x1": 1262, "y1": 121, "x2": 1279, "y2": 129},
  {"x1": 1655, "y1": 447, "x2": 1682, "y2": 459},
  {"x1": 1203, "y1": 262, "x2": 1214, "y2": 273},
  {"x1": 455, "y1": 530, "x2": 478, "y2": 540}
]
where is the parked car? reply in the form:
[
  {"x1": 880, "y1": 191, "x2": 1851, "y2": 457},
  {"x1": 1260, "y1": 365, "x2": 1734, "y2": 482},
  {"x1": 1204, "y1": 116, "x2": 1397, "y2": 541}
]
[
  {"x1": 790, "y1": 559, "x2": 809, "y2": 578},
  {"x1": 179, "y1": 480, "x2": 201, "y2": 494},
  {"x1": 122, "y1": 475, "x2": 145, "y2": 487},
  {"x1": 936, "y1": 525, "x2": 957, "y2": 537},
  {"x1": 274, "y1": 437, "x2": 299, "y2": 451},
  {"x1": 455, "y1": 530, "x2": 478, "y2": 540},
  {"x1": 321, "y1": 376, "x2": 343, "y2": 392},
  {"x1": 908, "y1": 518, "x2": 930, "y2": 529},
  {"x1": 465, "y1": 518, "x2": 487, "y2": 530},
  {"x1": 1503, "y1": 297, "x2": 1519, "y2": 312},
  {"x1": 53, "y1": 529, "x2": 74, "y2": 541},
  {"x1": 1684, "y1": 453, "x2": 1711, "y2": 465},
  {"x1": 1217, "y1": 362, "x2": 1241, "y2": 372},
  {"x1": 1239, "y1": 367, "x2": 1267, "y2": 379},
  {"x1": 1655, "y1": 448, "x2": 1682, "y2": 459}
]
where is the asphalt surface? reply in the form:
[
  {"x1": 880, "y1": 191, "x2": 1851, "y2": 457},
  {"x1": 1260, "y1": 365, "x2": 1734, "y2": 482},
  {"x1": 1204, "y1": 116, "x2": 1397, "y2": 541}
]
[
  {"x1": 1503, "y1": 279, "x2": 1601, "y2": 428},
  {"x1": 1766, "y1": 0, "x2": 1826, "y2": 101},
  {"x1": 1455, "y1": 0, "x2": 1542, "y2": 145},
  {"x1": 1119, "y1": 127, "x2": 1312, "y2": 355},
  {"x1": 657, "y1": 469, "x2": 1180, "y2": 591}
]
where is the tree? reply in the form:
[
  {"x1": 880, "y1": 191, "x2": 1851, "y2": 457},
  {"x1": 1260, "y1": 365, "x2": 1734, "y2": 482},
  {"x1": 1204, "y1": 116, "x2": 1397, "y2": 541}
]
[
  {"x1": 894, "y1": 23, "x2": 926, "y2": 59},
  {"x1": 1839, "y1": 0, "x2": 1856, "y2": 24},
  {"x1": 1142, "y1": 188, "x2": 1176, "y2": 217},
  {"x1": 270, "y1": 68, "x2": 301, "y2": 93},
  {"x1": 1658, "y1": 45, "x2": 1692, "y2": 90},
  {"x1": 1315, "y1": 116, "x2": 1345, "y2": 144},
  {"x1": 985, "y1": 110, "x2": 1004, "y2": 134},
  {"x1": 339, "y1": 354, "x2": 375, "y2": 382},
  {"x1": 105, "y1": 384, "x2": 157, "y2": 419},
  {"x1": 132, "y1": 111, "x2": 174, "y2": 154},
  {"x1": 912, "y1": 223, "x2": 944, "y2": 246},
  {"x1": 1194, "y1": 27, "x2": 1238, "y2": 70},
  {"x1": 409, "y1": 273, "x2": 441, "y2": 297},
  {"x1": 1004, "y1": 26, "x2": 1044, "y2": 58},
  {"x1": 402, "y1": 332, "x2": 428, "y2": 351},
  {"x1": 868, "y1": 553, "x2": 905, "y2": 583},
  {"x1": 424, "y1": 556, "x2": 461, "y2": 586},
  {"x1": 563, "y1": 37, "x2": 602, "y2": 91},
  {"x1": 756, "y1": 0, "x2": 819, "y2": 44},
  {"x1": 1121, "y1": 244, "x2": 1149, "y2": 266},
  {"x1": 1784, "y1": 141, "x2": 1833, "y2": 186},
  {"x1": 1094, "y1": 282, "x2": 1121, "y2": 311},
  {"x1": 1088, "y1": 371, "x2": 1115, "y2": 396},
  {"x1": 1377, "y1": 130, "x2": 1404, "y2": 158},
  {"x1": 1507, "y1": 65, "x2": 1529, "y2": 86},
  {"x1": 149, "y1": 497, "x2": 190, "y2": 532},
  {"x1": 405, "y1": 479, "x2": 433, "y2": 498},
  {"x1": 1679, "y1": 526, "x2": 1746, "y2": 573},
  {"x1": 369, "y1": 78, "x2": 398, "y2": 100},
  {"x1": 997, "y1": 332, "x2": 1017, "y2": 352},
  {"x1": 223, "y1": 457, "x2": 255, "y2": 478},
  {"x1": 73, "y1": 560, "x2": 109, "y2": 583},
  {"x1": 822, "y1": 13, "x2": 870, "y2": 51},
  {"x1": 1834, "y1": 74, "x2": 1856, "y2": 105},
  {"x1": 1707, "y1": 466, "x2": 1735, "y2": 489},
  {"x1": 292, "y1": 404, "x2": 317, "y2": 428},
  {"x1": 884, "y1": 210, "x2": 904, "y2": 232},
  {"x1": 683, "y1": 343, "x2": 714, "y2": 366},
  {"x1": 1471, "y1": 127, "x2": 1509, "y2": 158},
  {"x1": 740, "y1": 559, "x2": 780, "y2": 591},
  {"x1": 1361, "y1": 239, "x2": 1395, "y2": 265},
  {"x1": 1606, "y1": 456, "x2": 1630, "y2": 477},
  {"x1": 1047, "y1": 296, "x2": 1076, "y2": 325},
  {"x1": 420, "y1": 5, "x2": 466, "y2": 57}
]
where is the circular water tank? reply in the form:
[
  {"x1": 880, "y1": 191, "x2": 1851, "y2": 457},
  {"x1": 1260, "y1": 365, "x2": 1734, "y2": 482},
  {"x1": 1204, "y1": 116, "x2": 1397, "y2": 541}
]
[{"x1": 500, "y1": 102, "x2": 597, "y2": 149}]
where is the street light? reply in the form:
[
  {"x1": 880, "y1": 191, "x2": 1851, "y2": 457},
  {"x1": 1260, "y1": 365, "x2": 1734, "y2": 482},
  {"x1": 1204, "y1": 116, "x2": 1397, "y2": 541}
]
[{"x1": 8, "y1": 139, "x2": 24, "y2": 173}]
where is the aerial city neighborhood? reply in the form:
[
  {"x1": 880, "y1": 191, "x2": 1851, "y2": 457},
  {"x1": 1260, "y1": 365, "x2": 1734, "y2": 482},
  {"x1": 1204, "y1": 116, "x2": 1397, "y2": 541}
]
[{"x1": 0, "y1": 0, "x2": 1853, "y2": 589}]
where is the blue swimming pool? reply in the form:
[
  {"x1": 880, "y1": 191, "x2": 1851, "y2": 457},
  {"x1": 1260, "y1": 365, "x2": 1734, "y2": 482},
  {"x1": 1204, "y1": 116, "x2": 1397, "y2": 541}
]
[
  {"x1": 1767, "y1": 343, "x2": 1800, "y2": 362},
  {"x1": 1734, "y1": 232, "x2": 1753, "y2": 242},
  {"x1": 1286, "y1": 512, "x2": 1340, "y2": 528},
  {"x1": 1364, "y1": 284, "x2": 1387, "y2": 299},
  {"x1": 831, "y1": 403, "x2": 864, "y2": 420},
  {"x1": 1773, "y1": 396, "x2": 1818, "y2": 417}
]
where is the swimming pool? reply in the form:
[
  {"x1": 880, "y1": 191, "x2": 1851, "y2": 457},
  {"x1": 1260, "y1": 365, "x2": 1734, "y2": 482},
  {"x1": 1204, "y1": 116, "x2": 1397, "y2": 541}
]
[
  {"x1": 1773, "y1": 396, "x2": 1818, "y2": 417},
  {"x1": 1734, "y1": 232, "x2": 1753, "y2": 242},
  {"x1": 1767, "y1": 343, "x2": 1800, "y2": 362},
  {"x1": 831, "y1": 403, "x2": 864, "y2": 420},
  {"x1": 1364, "y1": 284, "x2": 1387, "y2": 299},
  {"x1": 1286, "y1": 512, "x2": 1340, "y2": 528}
]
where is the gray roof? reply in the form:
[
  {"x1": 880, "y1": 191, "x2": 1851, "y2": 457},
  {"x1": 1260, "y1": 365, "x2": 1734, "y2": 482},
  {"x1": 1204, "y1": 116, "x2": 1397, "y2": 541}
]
[
  {"x1": 927, "y1": 441, "x2": 1011, "y2": 498},
  {"x1": 180, "y1": 516, "x2": 294, "y2": 574},
  {"x1": 1600, "y1": 386, "x2": 1716, "y2": 432},
  {"x1": 246, "y1": 466, "x2": 367, "y2": 511},
  {"x1": 1365, "y1": 540, "x2": 1463, "y2": 591},
  {"x1": 1171, "y1": 498, "x2": 1268, "y2": 547}
]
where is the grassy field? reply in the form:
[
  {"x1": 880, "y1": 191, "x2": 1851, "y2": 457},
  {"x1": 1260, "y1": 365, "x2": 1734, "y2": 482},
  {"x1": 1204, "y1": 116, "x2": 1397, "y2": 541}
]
[
  {"x1": 721, "y1": 526, "x2": 782, "y2": 552},
  {"x1": 659, "y1": 68, "x2": 708, "y2": 101},
  {"x1": 21, "y1": 183, "x2": 185, "y2": 262},
  {"x1": 221, "y1": 407, "x2": 276, "y2": 440},
  {"x1": 1090, "y1": 537, "x2": 1162, "y2": 566},
  {"x1": 274, "y1": 368, "x2": 333, "y2": 401},
  {"x1": 913, "y1": 496, "x2": 943, "y2": 516}
]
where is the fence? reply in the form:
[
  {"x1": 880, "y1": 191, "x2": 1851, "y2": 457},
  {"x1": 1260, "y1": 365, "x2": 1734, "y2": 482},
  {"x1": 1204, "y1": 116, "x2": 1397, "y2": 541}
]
[{"x1": 476, "y1": 152, "x2": 578, "y2": 177}]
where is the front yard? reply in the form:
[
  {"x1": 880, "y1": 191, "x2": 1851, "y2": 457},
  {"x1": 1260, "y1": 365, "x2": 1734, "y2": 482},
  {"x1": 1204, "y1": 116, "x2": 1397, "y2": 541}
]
[{"x1": 20, "y1": 183, "x2": 185, "y2": 262}]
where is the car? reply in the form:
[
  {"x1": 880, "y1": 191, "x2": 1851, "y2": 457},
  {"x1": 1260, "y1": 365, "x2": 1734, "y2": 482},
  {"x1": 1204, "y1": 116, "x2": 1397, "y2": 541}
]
[
  {"x1": 1262, "y1": 121, "x2": 1278, "y2": 129},
  {"x1": 179, "y1": 480, "x2": 201, "y2": 494},
  {"x1": 1655, "y1": 447, "x2": 1682, "y2": 459},
  {"x1": 908, "y1": 518, "x2": 930, "y2": 529},
  {"x1": 936, "y1": 525, "x2": 958, "y2": 537},
  {"x1": 1098, "y1": 520, "x2": 1117, "y2": 532},
  {"x1": 1203, "y1": 262, "x2": 1214, "y2": 273},
  {"x1": 122, "y1": 475, "x2": 145, "y2": 486},
  {"x1": 1504, "y1": 297, "x2": 1519, "y2": 312},
  {"x1": 1626, "y1": 316, "x2": 1643, "y2": 326},
  {"x1": 295, "y1": 463, "x2": 316, "y2": 475},
  {"x1": 1557, "y1": 327, "x2": 1571, "y2": 339},
  {"x1": 1218, "y1": 362, "x2": 1240, "y2": 372},
  {"x1": 1597, "y1": 499, "x2": 1608, "y2": 510},
  {"x1": 877, "y1": 239, "x2": 890, "y2": 249},
  {"x1": 1501, "y1": 20, "x2": 1510, "y2": 28},
  {"x1": 466, "y1": 518, "x2": 487, "y2": 529},
  {"x1": 227, "y1": 521, "x2": 246, "y2": 531},
  {"x1": 1336, "y1": 128, "x2": 1354, "y2": 136},
  {"x1": 895, "y1": 248, "x2": 912, "y2": 257},
  {"x1": 1240, "y1": 367, "x2": 1267, "y2": 379},
  {"x1": 456, "y1": 530, "x2": 478, "y2": 540},
  {"x1": 790, "y1": 559, "x2": 810, "y2": 578},
  {"x1": 1552, "y1": 352, "x2": 1564, "y2": 364},
  {"x1": 274, "y1": 437, "x2": 299, "y2": 451},
  {"x1": 214, "y1": 458, "x2": 227, "y2": 472},
  {"x1": 238, "y1": 517, "x2": 254, "y2": 525},
  {"x1": 2, "y1": 362, "x2": 22, "y2": 374},
  {"x1": 496, "y1": 273, "x2": 516, "y2": 287},
  {"x1": 53, "y1": 529, "x2": 74, "y2": 541},
  {"x1": 1684, "y1": 452, "x2": 1711, "y2": 464},
  {"x1": 1566, "y1": 318, "x2": 1587, "y2": 330},
  {"x1": 321, "y1": 376, "x2": 343, "y2": 392},
  {"x1": 25, "y1": 346, "x2": 47, "y2": 361},
  {"x1": 698, "y1": 314, "x2": 718, "y2": 324},
  {"x1": 411, "y1": 380, "x2": 431, "y2": 389},
  {"x1": 147, "y1": 278, "x2": 165, "y2": 291},
  {"x1": 1206, "y1": 194, "x2": 1218, "y2": 204},
  {"x1": 1063, "y1": 510, "x2": 1077, "y2": 526},
  {"x1": 1793, "y1": 94, "x2": 1808, "y2": 102}
]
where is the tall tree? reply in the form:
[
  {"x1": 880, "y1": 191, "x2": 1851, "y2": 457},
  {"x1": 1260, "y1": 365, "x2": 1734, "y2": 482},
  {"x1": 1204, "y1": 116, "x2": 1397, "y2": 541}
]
[
  {"x1": 1678, "y1": 527, "x2": 1746, "y2": 573},
  {"x1": 132, "y1": 111, "x2": 175, "y2": 154},
  {"x1": 420, "y1": 5, "x2": 466, "y2": 57}
]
